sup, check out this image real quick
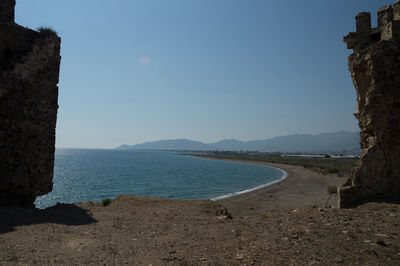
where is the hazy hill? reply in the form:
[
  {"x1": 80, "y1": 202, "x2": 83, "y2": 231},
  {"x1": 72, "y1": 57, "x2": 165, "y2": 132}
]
[
  {"x1": 210, "y1": 139, "x2": 249, "y2": 151},
  {"x1": 117, "y1": 139, "x2": 215, "y2": 151},
  {"x1": 117, "y1": 131, "x2": 360, "y2": 152},
  {"x1": 248, "y1": 131, "x2": 360, "y2": 152}
]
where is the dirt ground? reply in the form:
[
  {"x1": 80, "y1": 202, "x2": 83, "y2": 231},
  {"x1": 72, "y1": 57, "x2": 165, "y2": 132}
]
[
  {"x1": 0, "y1": 197, "x2": 398, "y2": 265},
  {"x1": 0, "y1": 162, "x2": 399, "y2": 265},
  {"x1": 215, "y1": 160, "x2": 346, "y2": 217}
]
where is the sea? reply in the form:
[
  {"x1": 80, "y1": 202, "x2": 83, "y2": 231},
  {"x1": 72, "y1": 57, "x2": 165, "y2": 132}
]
[{"x1": 35, "y1": 149, "x2": 286, "y2": 208}]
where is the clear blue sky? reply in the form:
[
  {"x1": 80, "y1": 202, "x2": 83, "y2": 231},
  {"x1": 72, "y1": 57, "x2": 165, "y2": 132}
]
[{"x1": 16, "y1": 0, "x2": 395, "y2": 148}]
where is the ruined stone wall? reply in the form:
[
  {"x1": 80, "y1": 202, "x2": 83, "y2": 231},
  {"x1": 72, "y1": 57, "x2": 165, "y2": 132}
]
[
  {"x1": 0, "y1": 0, "x2": 61, "y2": 208},
  {"x1": 340, "y1": 2, "x2": 400, "y2": 207}
]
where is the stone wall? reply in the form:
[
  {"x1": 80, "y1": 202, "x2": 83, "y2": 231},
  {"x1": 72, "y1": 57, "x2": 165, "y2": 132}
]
[
  {"x1": 340, "y1": 1, "x2": 400, "y2": 207},
  {"x1": 0, "y1": 0, "x2": 61, "y2": 208}
]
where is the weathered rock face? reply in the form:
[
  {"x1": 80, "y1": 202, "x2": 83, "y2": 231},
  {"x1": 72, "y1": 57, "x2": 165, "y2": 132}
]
[
  {"x1": 0, "y1": 0, "x2": 61, "y2": 208},
  {"x1": 340, "y1": 2, "x2": 400, "y2": 208}
]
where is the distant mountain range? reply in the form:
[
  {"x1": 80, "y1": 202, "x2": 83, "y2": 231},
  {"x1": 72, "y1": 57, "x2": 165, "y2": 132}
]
[{"x1": 116, "y1": 131, "x2": 360, "y2": 153}]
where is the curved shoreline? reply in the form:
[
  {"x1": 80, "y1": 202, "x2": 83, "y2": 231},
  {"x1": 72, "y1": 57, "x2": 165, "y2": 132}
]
[
  {"x1": 210, "y1": 165, "x2": 288, "y2": 201},
  {"x1": 188, "y1": 155, "x2": 289, "y2": 201},
  {"x1": 191, "y1": 155, "x2": 346, "y2": 217},
  {"x1": 211, "y1": 168, "x2": 287, "y2": 201}
]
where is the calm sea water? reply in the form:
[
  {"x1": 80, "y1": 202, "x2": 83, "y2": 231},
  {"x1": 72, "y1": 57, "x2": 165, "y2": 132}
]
[{"x1": 35, "y1": 149, "x2": 285, "y2": 208}]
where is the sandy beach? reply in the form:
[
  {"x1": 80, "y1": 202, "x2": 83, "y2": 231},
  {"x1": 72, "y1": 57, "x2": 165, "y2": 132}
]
[{"x1": 197, "y1": 157, "x2": 347, "y2": 217}]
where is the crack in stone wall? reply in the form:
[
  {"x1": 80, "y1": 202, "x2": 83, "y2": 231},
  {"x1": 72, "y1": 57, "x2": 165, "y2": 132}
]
[{"x1": 340, "y1": 1, "x2": 400, "y2": 207}]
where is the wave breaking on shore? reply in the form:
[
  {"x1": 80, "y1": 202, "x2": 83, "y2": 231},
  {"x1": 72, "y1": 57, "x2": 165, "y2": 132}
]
[{"x1": 211, "y1": 166, "x2": 288, "y2": 201}]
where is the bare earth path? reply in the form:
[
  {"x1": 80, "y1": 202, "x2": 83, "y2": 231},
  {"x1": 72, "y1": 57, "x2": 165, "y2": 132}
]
[{"x1": 0, "y1": 159, "x2": 399, "y2": 265}]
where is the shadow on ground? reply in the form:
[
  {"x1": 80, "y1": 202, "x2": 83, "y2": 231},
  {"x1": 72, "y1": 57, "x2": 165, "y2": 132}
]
[{"x1": 0, "y1": 204, "x2": 97, "y2": 234}]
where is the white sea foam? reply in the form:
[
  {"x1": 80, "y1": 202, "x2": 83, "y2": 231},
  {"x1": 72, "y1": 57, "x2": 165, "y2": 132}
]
[{"x1": 211, "y1": 166, "x2": 288, "y2": 201}]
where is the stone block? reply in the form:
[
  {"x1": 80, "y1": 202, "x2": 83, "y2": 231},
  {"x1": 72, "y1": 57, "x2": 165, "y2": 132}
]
[
  {"x1": 356, "y1": 12, "x2": 371, "y2": 33},
  {"x1": 394, "y1": 1, "x2": 400, "y2": 20},
  {"x1": 381, "y1": 21, "x2": 400, "y2": 41},
  {"x1": 343, "y1": 32, "x2": 359, "y2": 50},
  {"x1": 378, "y1": 5, "x2": 393, "y2": 27},
  {"x1": 0, "y1": 0, "x2": 15, "y2": 24}
]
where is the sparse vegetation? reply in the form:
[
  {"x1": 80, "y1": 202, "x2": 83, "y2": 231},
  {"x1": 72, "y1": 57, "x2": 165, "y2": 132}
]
[
  {"x1": 197, "y1": 152, "x2": 358, "y2": 177},
  {"x1": 37, "y1": 27, "x2": 58, "y2": 36},
  {"x1": 328, "y1": 168, "x2": 340, "y2": 174},
  {"x1": 102, "y1": 198, "x2": 112, "y2": 207},
  {"x1": 216, "y1": 207, "x2": 233, "y2": 219}
]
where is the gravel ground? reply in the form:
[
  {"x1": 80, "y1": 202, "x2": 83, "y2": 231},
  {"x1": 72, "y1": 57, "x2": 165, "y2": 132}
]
[{"x1": 0, "y1": 195, "x2": 399, "y2": 265}]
